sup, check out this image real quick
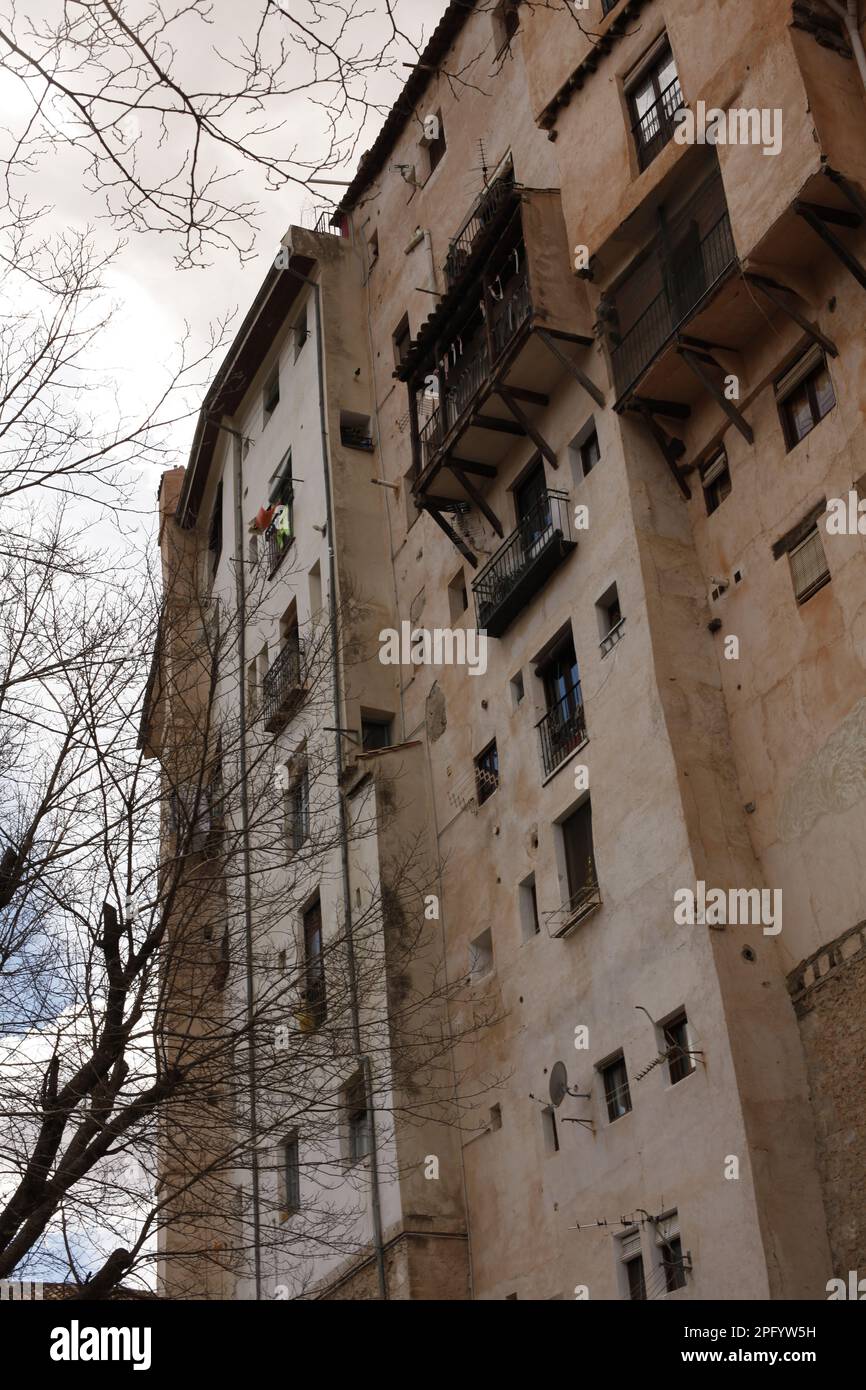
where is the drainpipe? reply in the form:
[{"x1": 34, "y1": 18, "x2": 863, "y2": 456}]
[
  {"x1": 281, "y1": 256, "x2": 388, "y2": 1300},
  {"x1": 824, "y1": 0, "x2": 866, "y2": 90},
  {"x1": 227, "y1": 422, "x2": 262, "y2": 1301}
]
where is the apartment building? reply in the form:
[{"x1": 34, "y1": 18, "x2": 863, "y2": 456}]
[{"x1": 148, "y1": 0, "x2": 866, "y2": 1300}]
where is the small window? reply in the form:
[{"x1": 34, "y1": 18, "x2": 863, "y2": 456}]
[
  {"x1": 510, "y1": 670, "x2": 525, "y2": 707},
  {"x1": 489, "y1": 1103, "x2": 502, "y2": 1131},
  {"x1": 627, "y1": 39, "x2": 682, "y2": 171},
  {"x1": 663, "y1": 1011, "x2": 695, "y2": 1085},
  {"x1": 541, "y1": 1105, "x2": 560, "y2": 1155},
  {"x1": 263, "y1": 362, "x2": 280, "y2": 422},
  {"x1": 208, "y1": 480, "x2": 223, "y2": 581},
  {"x1": 789, "y1": 526, "x2": 830, "y2": 603},
  {"x1": 492, "y1": 0, "x2": 520, "y2": 53},
  {"x1": 361, "y1": 715, "x2": 393, "y2": 752},
  {"x1": 281, "y1": 1134, "x2": 300, "y2": 1214},
  {"x1": 425, "y1": 110, "x2": 446, "y2": 176},
  {"x1": 702, "y1": 448, "x2": 731, "y2": 515},
  {"x1": 474, "y1": 740, "x2": 499, "y2": 804},
  {"x1": 776, "y1": 348, "x2": 836, "y2": 449},
  {"x1": 618, "y1": 1226, "x2": 645, "y2": 1300},
  {"x1": 344, "y1": 1074, "x2": 372, "y2": 1164},
  {"x1": 286, "y1": 760, "x2": 310, "y2": 852},
  {"x1": 340, "y1": 410, "x2": 374, "y2": 451},
  {"x1": 393, "y1": 313, "x2": 411, "y2": 368},
  {"x1": 626, "y1": 1253, "x2": 646, "y2": 1301},
  {"x1": 580, "y1": 429, "x2": 600, "y2": 476},
  {"x1": 560, "y1": 799, "x2": 597, "y2": 913},
  {"x1": 596, "y1": 582, "x2": 624, "y2": 654},
  {"x1": 448, "y1": 568, "x2": 469, "y2": 622},
  {"x1": 367, "y1": 229, "x2": 379, "y2": 270},
  {"x1": 294, "y1": 305, "x2": 308, "y2": 361},
  {"x1": 469, "y1": 927, "x2": 494, "y2": 981},
  {"x1": 600, "y1": 1052, "x2": 632, "y2": 1122},
  {"x1": 519, "y1": 873, "x2": 540, "y2": 940},
  {"x1": 655, "y1": 1212, "x2": 687, "y2": 1292},
  {"x1": 268, "y1": 449, "x2": 294, "y2": 508},
  {"x1": 302, "y1": 899, "x2": 325, "y2": 1029}
]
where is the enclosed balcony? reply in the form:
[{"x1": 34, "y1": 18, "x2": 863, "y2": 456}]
[
  {"x1": 472, "y1": 489, "x2": 575, "y2": 637},
  {"x1": 608, "y1": 167, "x2": 736, "y2": 402},
  {"x1": 262, "y1": 638, "x2": 304, "y2": 734},
  {"x1": 537, "y1": 682, "x2": 587, "y2": 778},
  {"x1": 396, "y1": 186, "x2": 599, "y2": 567}
]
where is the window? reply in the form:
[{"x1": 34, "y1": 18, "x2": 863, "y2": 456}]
[
  {"x1": 655, "y1": 1212, "x2": 687, "y2": 1292},
  {"x1": 602, "y1": 0, "x2": 620, "y2": 13},
  {"x1": 519, "y1": 873, "x2": 540, "y2": 940},
  {"x1": 361, "y1": 715, "x2": 393, "y2": 752},
  {"x1": 789, "y1": 526, "x2": 830, "y2": 603},
  {"x1": 580, "y1": 428, "x2": 600, "y2": 476},
  {"x1": 269, "y1": 449, "x2": 293, "y2": 508},
  {"x1": 340, "y1": 410, "x2": 373, "y2": 451},
  {"x1": 601, "y1": 1052, "x2": 631, "y2": 1122},
  {"x1": 537, "y1": 632, "x2": 585, "y2": 775},
  {"x1": 469, "y1": 928, "x2": 494, "y2": 981},
  {"x1": 286, "y1": 760, "x2": 309, "y2": 852},
  {"x1": 344, "y1": 1074, "x2": 372, "y2": 1163},
  {"x1": 541, "y1": 1105, "x2": 560, "y2": 1154},
  {"x1": 626, "y1": 1253, "x2": 646, "y2": 1300},
  {"x1": 561, "y1": 800, "x2": 597, "y2": 910},
  {"x1": 489, "y1": 1103, "x2": 502, "y2": 1131},
  {"x1": 776, "y1": 347, "x2": 836, "y2": 449},
  {"x1": 474, "y1": 740, "x2": 499, "y2": 804},
  {"x1": 393, "y1": 313, "x2": 411, "y2": 368},
  {"x1": 492, "y1": 0, "x2": 520, "y2": 53},
  {"x1": 294, "y1": 305, "x2": 308, "y2": 361},
  {"x1": 663, "y1": 1011, "x2": 695, "y2": 1085},
  {"x1": 308, "y1": 562, "x2": 322, "y2": 617},
  {"x1": 515, "y1": 461, "x2": 551, "y2": 548},
  {"x1": 302, "y1": 899, "x2": 325, "y2": 1029},
  {"x1": 281, "y1": 1134, "x2": 300, "y2": 1214},
  {"x1": 510, "y1": 670, "x2": 525, "y2": 707},
  {"x1": 424, "y1": 110, "x2": 446, "y2": 176},
  {"x1": 208, "y1": 481, "x2": 223, "y2": 582},
  {"x1": 367, "y1": 228, "x2": 379, "y2": 270},
  {"x1": 263, "y1": 362, "x2": 280, "y2": 422},
  {"x1": 617, "y1": 1226, "x2": 646, "y2": 1300},
  {"x1": 448, "y1": 568, "x2": 469, "y2": 622},
  {"x1": 596, "y1": 582, "x2": 624, "y2": 654},
  {"x1": 627, "y1": 39, "x2": 683, "y2": 171},
  {"x1": 702, "y1": 447, "x2": 731, "y2": 515},
  {"x1": 247, "y1": 644, "x2": 269, "y2": 717}
]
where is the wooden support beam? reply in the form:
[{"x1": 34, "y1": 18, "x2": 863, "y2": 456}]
[
  {"x1": 495, "y1": 386, "x2": 559, "y2": 469},
  {"x1": 504, "y1": 385, "x2": 550, "y2": 407},
  {"x1": 536, "y1": 329, "x2": 606, "y2": 408},
  {"x1": 678, "y1": 333, "x2": 736, "y2": 354},
  {"x1": 472, "y1": 413, "x2": 525, "y2": 436},
  {"x1": 794, "y1": 202, "x2": 866, "y2": 290},
  {"x1": 449, "y1": 464, "x2": 504, "y2": 537},
  {"x1": 450, "y1": 457, "x2": 497, "y2": 478},
  {"x1": 629, "y1": 404, "x2": 691, "y2": 499},
  {"x1": 794, "y1": 200, "x2": 860, "y2": 229},
  {"x1": 537, "y1": 326, "x2": 595, "y2": 348},
  {"x1": 743, "y1": 273, "x2": 838, "y2": 358},
  {"x1": 419, "y1": 500, "x2": 478, "y2": 568},
  {"x1": 823, "y1": 167, "x2": 866, "y2": 223},
  {"x1": 631, "y1": 396, "x2": 692, "y2": 420},
  {"x1": 676, "y1": 347, "x2": 755, "y2": 445}
]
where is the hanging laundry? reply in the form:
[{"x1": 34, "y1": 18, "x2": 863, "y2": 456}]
[{"x1": 255, "y1": 504, "x2": 275, "y2": 533}]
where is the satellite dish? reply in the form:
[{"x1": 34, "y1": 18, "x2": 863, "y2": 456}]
[{"x1": 549, "y1": 1060, "x2": 569, "y2": 1108}]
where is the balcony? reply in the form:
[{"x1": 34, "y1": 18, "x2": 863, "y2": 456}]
[
  {"x1": 537, "y1": 684, "x2": 587, "y2": 778},
  {"x1": 609, "y1": 170, "x2": 736, "y2": 401},
  {"x1": 633, "y1": 73, "x2": 685, "y2": 172},
  {"x1": 443, "y1": 173, "x2": 518, "y2": 289},
  {"x1": 472, "y1": 490, "x2": 575, "y2": 637},
  {"x1": 262, "y1": 639, "x2": 305, "y2": 734},
  {"x1": 544, "y1": 872, "x2": 602, "y2": 938}
]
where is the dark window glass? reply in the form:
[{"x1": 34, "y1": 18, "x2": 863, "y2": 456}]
[
  {"x1": 361, "y1": 717, "x2": 393, "y2": 752},
  {"x1": 702, "y1": 449, "x2": 731, "y2": 515},
  {"x1": 779, "y1": 358, "x2": 836, "y2": 449},
  {"x1": 208, "y1": 481, "x2": 223, "y2": 579},
  {"x1": 475, "y1": 741, "x2": 499, "y2": 804},
  {"x1": 665, "y1": 1012, "x2": 695, "y2": 1085},
  {"x1": 629, "y1": 44, "x2": 682, "y2": 170},
  {"x1": 283, "y1": 1136, "x2": 300, "y2": 1212},
  {"x1": 626, "y1": 1254, "x2": 646, "y2": 1300},
  {"x1": 580, "y1": 429, "x2": 600, "y2": 475},
  {"x1": 346, "y1": 1078, "x2": 372, "y2": 1162},
  {"x1": 562, "y1": 801, "x2": 596, "y2": 903},
  {"x1": 303, "y1": 900, "x2": 325, "y2": 1028},
  {"x1": 602, "y1": 1054, "x2": 632, "y2": 1122},
  {"x1": 662, "y1": 1236, "x2": 687, "y2": 1292}
]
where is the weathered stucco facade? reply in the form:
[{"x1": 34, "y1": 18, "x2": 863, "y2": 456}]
[{"x1": 150, "y1": 0, "x2": 866, "y2": 1300}]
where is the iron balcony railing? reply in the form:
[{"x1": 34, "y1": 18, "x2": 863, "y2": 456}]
[
  {"x1": 416, "y1": 271, "x2": 532, "y2": 471},
  {"x1": 262, "y1": 638, "x2": 305, "y2": 733},
  {"x1": 633, "y1": 73, "x2": 685, "y2": 171},
  {"x1": 610, "y1": 209, "x2": 736, "y2": 398},
  {"x1": 537, "y1": 683, "x2": 587, "y2": 777},
  {"x1": 443, "y1": 174, "x2": 517, "y2": 288},
  {"x1": 265, "y1": 503, "x2": 294, "y2": 577},
  {"x1": 473, "y1": 490, "x2": 572, "y2": 633},
  {"x1": 544, "y1": 864, "x2": 602, "y2": 938}
]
